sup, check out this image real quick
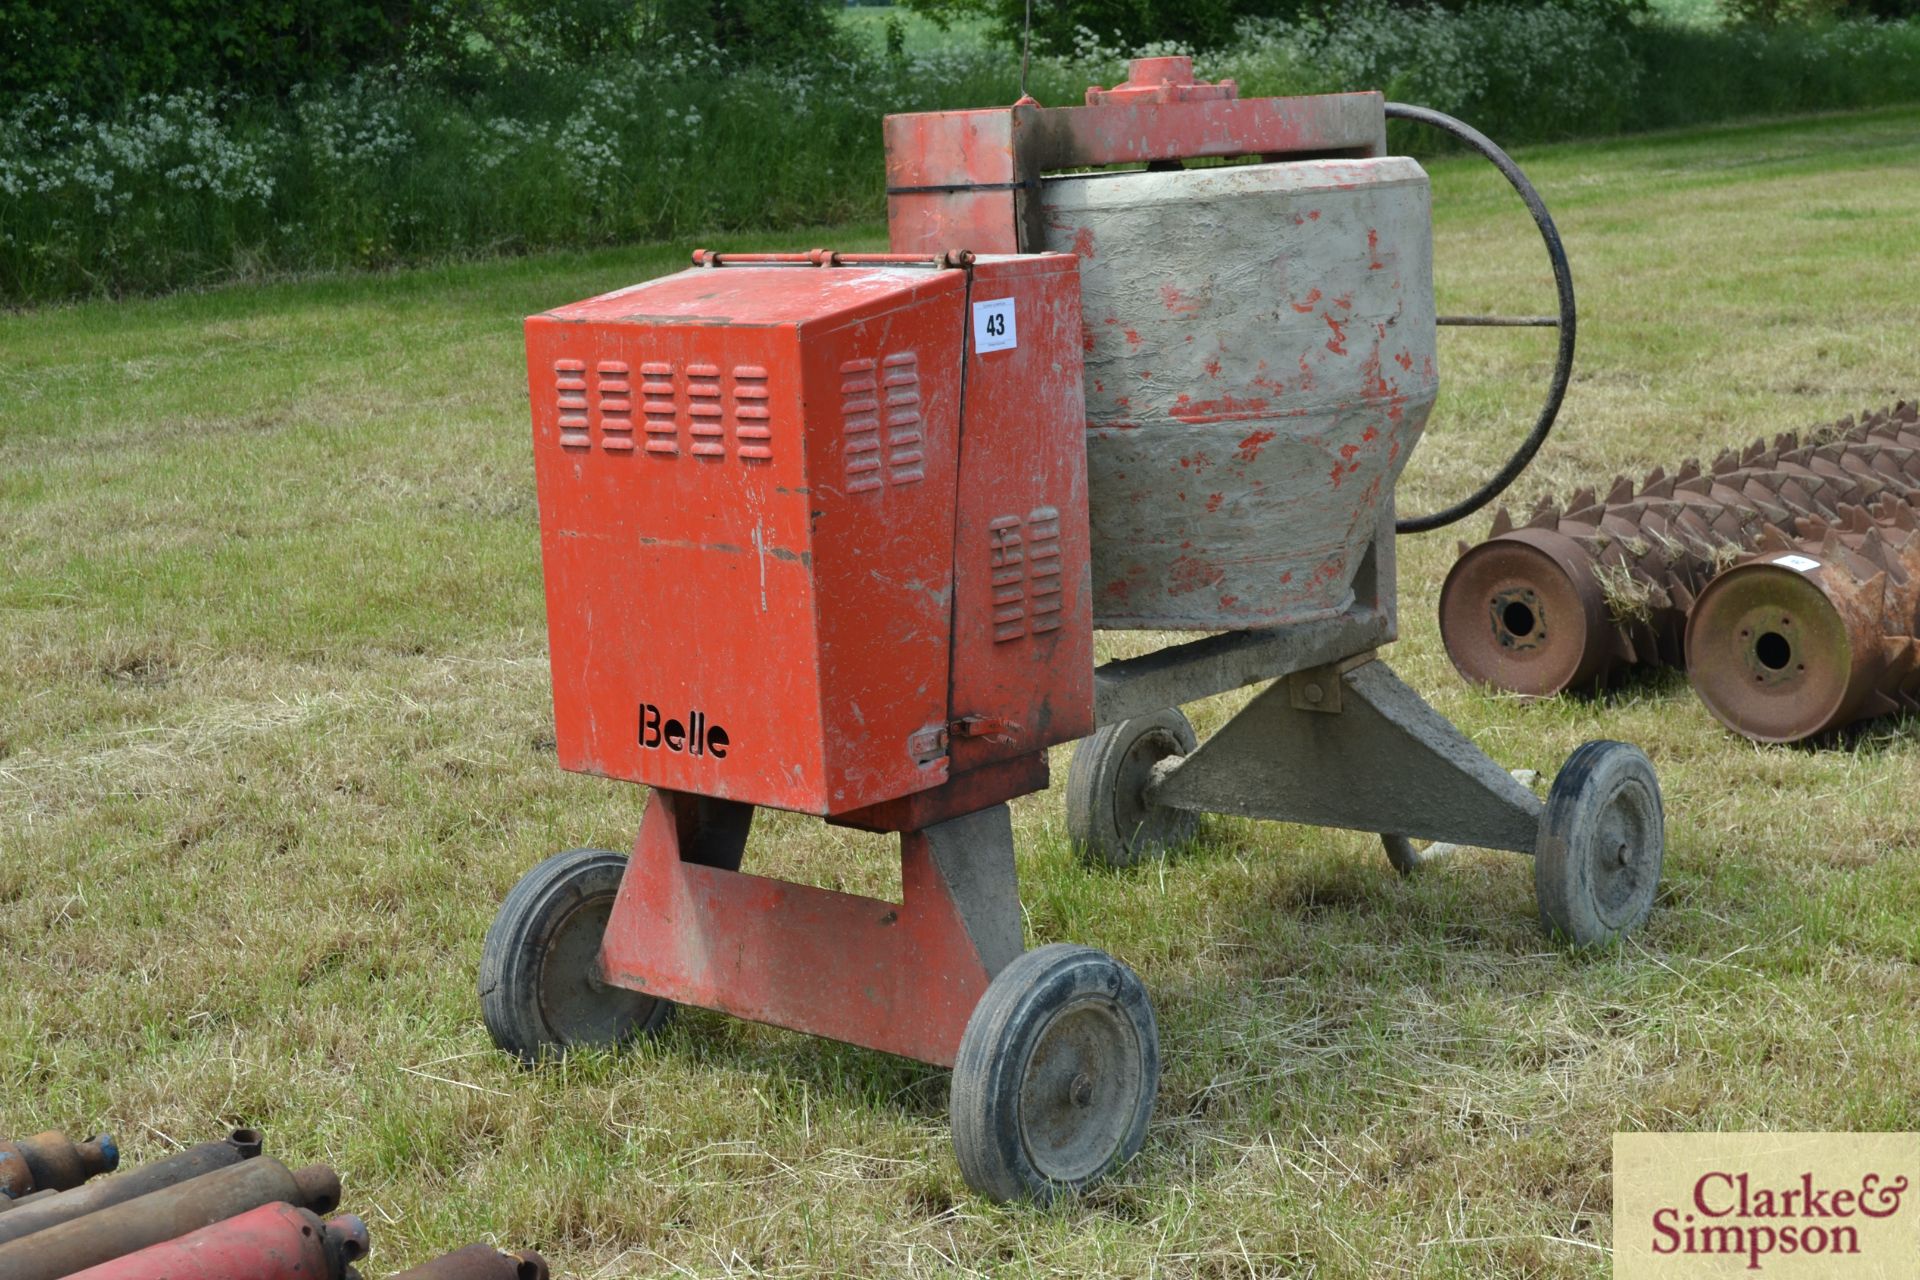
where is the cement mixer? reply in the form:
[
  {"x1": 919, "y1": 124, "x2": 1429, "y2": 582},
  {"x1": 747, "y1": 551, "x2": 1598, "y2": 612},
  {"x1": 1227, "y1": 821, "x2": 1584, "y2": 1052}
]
[{"x1": 483, "y1": 58, "x2": 1666, "y2": 1203}]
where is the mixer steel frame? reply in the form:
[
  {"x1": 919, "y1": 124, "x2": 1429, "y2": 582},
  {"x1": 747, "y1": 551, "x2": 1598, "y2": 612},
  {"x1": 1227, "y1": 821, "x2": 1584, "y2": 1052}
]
[{"x1": 1088, "y1": 520, "x2": 1543, "y2": 861}]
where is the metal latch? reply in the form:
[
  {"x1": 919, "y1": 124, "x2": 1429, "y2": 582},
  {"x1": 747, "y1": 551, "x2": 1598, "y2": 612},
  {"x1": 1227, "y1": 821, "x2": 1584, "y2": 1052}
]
[{"x1": 951, "y1": 715, "x2": 1020, "y2": 743}]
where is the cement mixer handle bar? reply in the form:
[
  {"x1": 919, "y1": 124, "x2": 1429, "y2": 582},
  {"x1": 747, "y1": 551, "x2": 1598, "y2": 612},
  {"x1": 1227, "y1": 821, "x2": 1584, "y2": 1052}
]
[{"x1": 1385, "y1": 102, "x2": 1578, "y2": 534}]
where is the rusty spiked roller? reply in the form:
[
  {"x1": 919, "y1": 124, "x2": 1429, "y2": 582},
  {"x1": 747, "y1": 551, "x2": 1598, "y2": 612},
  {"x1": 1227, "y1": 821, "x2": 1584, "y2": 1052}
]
[
  {"x1": 0, "y1": 1157, "x2": 340, "y2": 1280},
  {"x1": 63, "y1": 1202, "x2": 369, "y2": 1280},
  {"x1": 1440, "y1": 403, "x2": 1920, "y2": 695},
  {"x1": 1442, "y1": 409, "x2": 1920, "y2": 692},
  {"x1": 1687, "y1": 499, "x2": 1920, "y2": 743},
  {"x1": 0, "y1": 1132, "x2": 119, "y2": 1204}
]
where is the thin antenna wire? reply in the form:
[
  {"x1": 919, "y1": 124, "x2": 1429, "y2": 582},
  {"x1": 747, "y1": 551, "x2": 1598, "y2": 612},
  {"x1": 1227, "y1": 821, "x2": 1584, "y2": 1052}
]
[{"x1": 1020, "y1": 0, "x2": 1033, "y2": 101}]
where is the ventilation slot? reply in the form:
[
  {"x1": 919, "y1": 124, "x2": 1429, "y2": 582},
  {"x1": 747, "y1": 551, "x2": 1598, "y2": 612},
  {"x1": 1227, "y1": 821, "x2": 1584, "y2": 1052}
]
[
  {"x1": 1026, "y1": 506, "x2": 1063, "y2": 634},
  {"x1": 733, "y1": 365, "x2": 772, "y2": 461},
  {"x1": 687, "y1": 363, "x2": 724, "y2": 459},
  {"x1": 641, "y1": 361, "x2": 678, "y2": 456},
  {"x1": 596, "y1": 360, "x2": 633, "y2": 452},
  {"x1": 989, "y1": 515, "x2": 1026, "y2": 643},
  {"x1": 554, "y1": 358, "x2": 590, "y2": 450},
  {"x1": 882, "y1": 351, "x2": 924, "y2": 485},
  {"x1": 841, "y1": 357, "x2": 882, "y2": 493}
]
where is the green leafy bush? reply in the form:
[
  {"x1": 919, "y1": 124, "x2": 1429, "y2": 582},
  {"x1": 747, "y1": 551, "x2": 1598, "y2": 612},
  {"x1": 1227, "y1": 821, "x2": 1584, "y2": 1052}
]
[
  {"x1": 901, "y1": 0, "x2": 1645, "y2": 54},
  {"x1": 1625, "y1": 16, "x2": 1920, "y2": 127},
  {"x1": 1723, "y1": 0, "x2": 1919, "y2": 23},
  {"x1": 0, "y1": 0, "x2": 852, "y2": 110},
  {"x1": 1206, "y1": 0, "x2": 1643, "y2": 139},
  {"x1": 961, "y1": 0, "x2": 1268, "y2": 55},
  {"x1": 0, "y1": 1, "x2": 423, "y2": 109}
]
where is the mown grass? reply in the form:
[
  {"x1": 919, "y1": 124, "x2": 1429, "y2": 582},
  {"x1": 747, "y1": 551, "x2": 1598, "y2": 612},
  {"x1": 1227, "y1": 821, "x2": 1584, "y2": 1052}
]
[{"x1": 3, "y1": 106, "x2": 1919, "y2": 1277}]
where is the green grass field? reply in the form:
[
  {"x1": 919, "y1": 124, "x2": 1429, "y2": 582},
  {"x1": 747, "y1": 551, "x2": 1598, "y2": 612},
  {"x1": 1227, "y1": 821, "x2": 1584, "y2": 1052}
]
[{"x1": 4, "y1": 105, "x2": 1918, "y2": 1277}]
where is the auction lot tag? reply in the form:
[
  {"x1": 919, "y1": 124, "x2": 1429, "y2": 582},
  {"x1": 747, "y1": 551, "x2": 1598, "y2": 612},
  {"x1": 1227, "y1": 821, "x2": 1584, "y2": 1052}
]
[
  {"x1": 1772, "y1": 554, "x2": 1822, "y2": 573},
  {"x1": 973, "y1": 297, "x2": 1017, "y2": 353},
  {"x1": 1614, "y1": 1133, "x2": 1919, "y2": 1278}
]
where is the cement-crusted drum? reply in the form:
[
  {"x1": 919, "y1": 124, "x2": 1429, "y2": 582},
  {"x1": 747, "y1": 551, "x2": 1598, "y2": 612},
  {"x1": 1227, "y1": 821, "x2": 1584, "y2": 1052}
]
[{"x1": 1040, "y1": 158, "x2": 1439, "y2": 630}]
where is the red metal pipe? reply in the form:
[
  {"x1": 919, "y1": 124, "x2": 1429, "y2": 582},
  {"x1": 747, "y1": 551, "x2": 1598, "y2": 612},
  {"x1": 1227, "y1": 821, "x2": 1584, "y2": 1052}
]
[
  {"x1": 387, "y1": 1243, "x2": 551, "y2": 1280},
  {"x1": 0, "y1": 1129, "x2": 263, "y2": 1246},
  {"x1": 0, "y1": 1158, "x2": 339, "y2": 1280},
  {"x1": 64, "y1": 1202, "x2": 369, "y2": 1280}
]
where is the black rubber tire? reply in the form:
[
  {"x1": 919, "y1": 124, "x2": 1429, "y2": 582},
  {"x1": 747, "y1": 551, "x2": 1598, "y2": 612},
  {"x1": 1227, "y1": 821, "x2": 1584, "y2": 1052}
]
[
  {"x1": 950, "y1": 943, "x2": 1159, "y2": 1205},
  {"x1": 1065, "y1": 708, "x2": 1200, "y2": 868},
  {"x1": 479, "y1": 848, "x2": 671, "y2": 1063},
  {"x1": 1534, "y1": 741, "x2": 1664, "y2": 946}
]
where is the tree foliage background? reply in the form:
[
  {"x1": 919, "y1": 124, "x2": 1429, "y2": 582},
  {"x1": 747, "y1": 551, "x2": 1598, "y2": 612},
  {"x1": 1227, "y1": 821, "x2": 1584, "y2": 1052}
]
[
  {"x1": 0, "y1": 0, "x2": 848, "y2": 109},
  {"x1": 902, "y1": 0, "x2": 1915, "y2": 50},
  {"x1": 2, "y1": 0, "x2": 1917, "y2": 302}
]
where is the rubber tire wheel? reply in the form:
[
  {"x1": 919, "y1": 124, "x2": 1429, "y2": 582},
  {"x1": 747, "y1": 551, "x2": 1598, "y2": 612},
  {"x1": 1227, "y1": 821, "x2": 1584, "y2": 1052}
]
[
  {"x1": 1534, "y1": 741, "x2": 1664, "y2": 947},
  {"x1": 1066, "y1": 708, "x2": 1200, "y2": 868},
  {"x1": 480, "y1": 848, "x2": 671, "y2": 1063},
  {"x1": 950, "y1": 943, "x2": 1159, "y2": 1205}
]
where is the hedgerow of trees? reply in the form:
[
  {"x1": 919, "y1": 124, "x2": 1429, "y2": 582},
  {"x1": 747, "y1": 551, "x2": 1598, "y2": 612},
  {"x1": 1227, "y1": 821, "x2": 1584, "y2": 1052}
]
[
  {"x1": 3, "y1": 0, "x2": 1919, "y2": 303},
  {"x1": 903, "y1": 0, "x2": 1918, "y2": 50},
  {"x1": 0, "y1": 0, "x2": 847, "y2": 108}
]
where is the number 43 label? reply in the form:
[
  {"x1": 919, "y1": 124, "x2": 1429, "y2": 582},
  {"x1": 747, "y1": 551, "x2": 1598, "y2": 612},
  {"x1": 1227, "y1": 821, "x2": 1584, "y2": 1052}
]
[{"x1": 973, "y1": 298, "x2": 1017, "y2": 353}]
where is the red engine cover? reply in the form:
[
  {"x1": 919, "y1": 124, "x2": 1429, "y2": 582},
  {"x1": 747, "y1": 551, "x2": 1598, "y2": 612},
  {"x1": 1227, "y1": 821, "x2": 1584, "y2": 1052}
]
[{"x1": 525, "y1": 254, "x2": 1092, "y2": 816}]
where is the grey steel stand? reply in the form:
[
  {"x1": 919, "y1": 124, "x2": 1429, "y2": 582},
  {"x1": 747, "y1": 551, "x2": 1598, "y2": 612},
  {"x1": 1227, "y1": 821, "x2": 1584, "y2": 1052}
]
[
  {"x1": 1072, "y1": 519, "x2": 1666, "y2": 948},
  {"x1": 1148, "y1": 655, "x2": 1541, "y2": 855}
]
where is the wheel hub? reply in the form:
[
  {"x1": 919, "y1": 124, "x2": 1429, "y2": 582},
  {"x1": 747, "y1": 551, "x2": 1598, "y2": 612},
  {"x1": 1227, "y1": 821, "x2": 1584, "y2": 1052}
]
[
  {"x1": 1439, "y1": 530, "x2": 1612, "y2": 695},
  {"x1": 538, "y1": 897, "x2": 654, "y2": 1046},
  {"x1": 1113, "y1": 729, "x2": 1181, "y2": 838},
  {"x1": 1591, "y1": 779, "x2": 1656, "y2": 928},
  {"x1": 1019, "y1": 999, "x2": 1145, "y2": 1185}
]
